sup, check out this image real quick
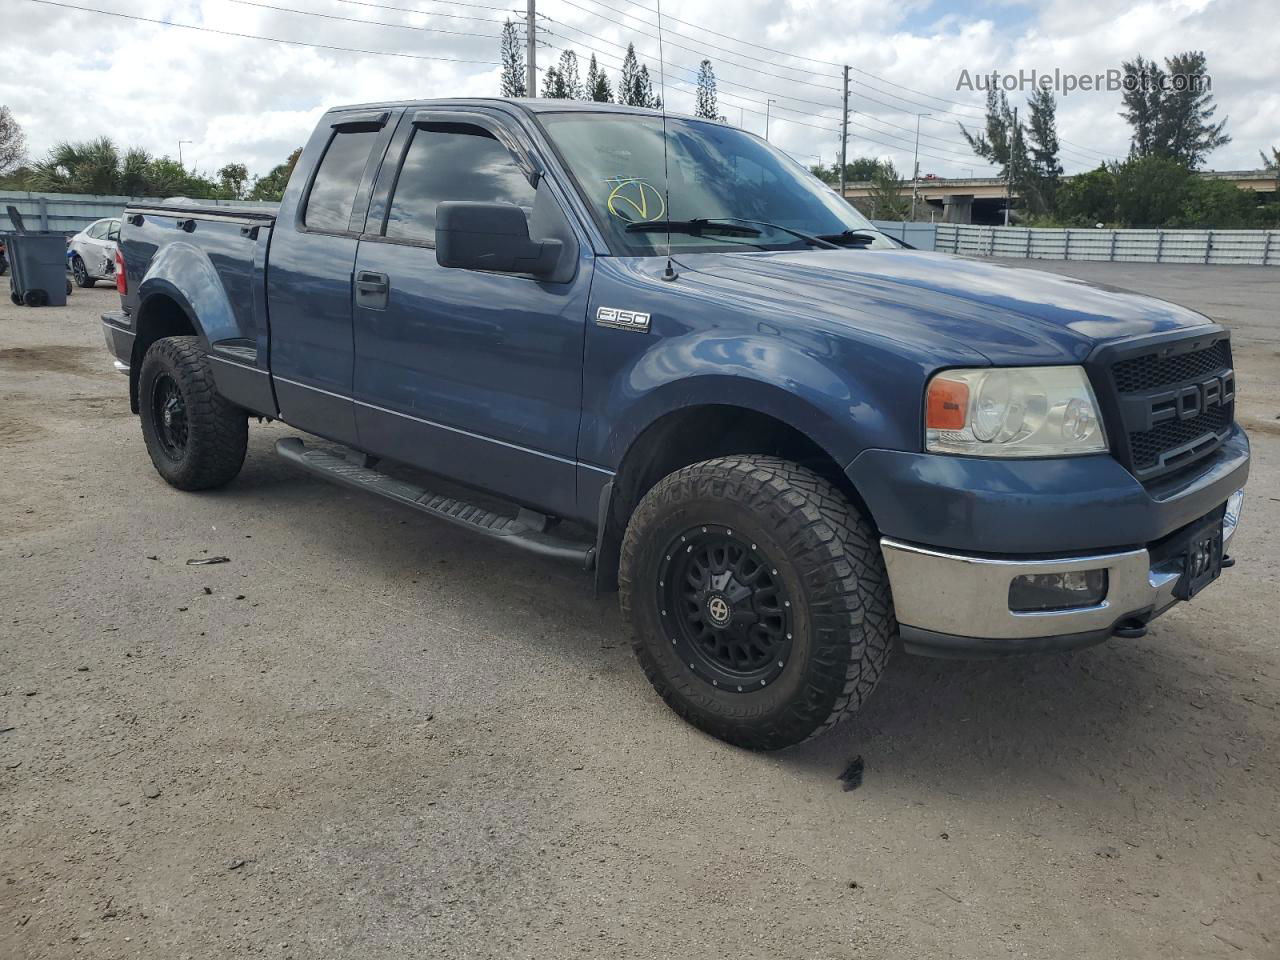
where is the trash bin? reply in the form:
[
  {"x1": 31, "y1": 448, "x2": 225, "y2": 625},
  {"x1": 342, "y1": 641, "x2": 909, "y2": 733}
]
[{"x1": 5, "y1": 206, "x2": 72, "y2": 307}]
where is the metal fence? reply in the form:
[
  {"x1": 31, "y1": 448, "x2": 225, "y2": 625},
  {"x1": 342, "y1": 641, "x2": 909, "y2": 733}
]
[
  {"x1": 870, "y1": 220, "x2": 938, "y2": 251},
  {"x1": 0, "y1": 191, "x2": 275, "y2": 236},
  {"x1": 931, "y1": 223, "x2": 1280, "y2": 266}
]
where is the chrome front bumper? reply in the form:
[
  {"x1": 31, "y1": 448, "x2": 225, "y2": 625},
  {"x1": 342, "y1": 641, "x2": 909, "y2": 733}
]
[{"x1": 882, "y1": 490, "x2": 1243, "y2": 657}]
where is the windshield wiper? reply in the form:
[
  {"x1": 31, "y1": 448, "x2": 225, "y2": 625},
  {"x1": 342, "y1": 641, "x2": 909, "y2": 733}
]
[
  {"x1": 625, "y1": 218, "x2": 763, "y2": 238},
  {"x1": 713, "y1": 217, "x2": 841, "y2": 249},
  {"x1": 625, "y1": 217, "x2": 841, "y2": 250},
  {"x1": 815, "y1": 229, "x2": 879, "y2": 248}
]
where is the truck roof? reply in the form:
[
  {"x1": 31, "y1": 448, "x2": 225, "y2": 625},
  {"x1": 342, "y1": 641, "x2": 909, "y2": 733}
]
[{"x1": 327, "y1": 97, "x2": 705, "y2": 124}]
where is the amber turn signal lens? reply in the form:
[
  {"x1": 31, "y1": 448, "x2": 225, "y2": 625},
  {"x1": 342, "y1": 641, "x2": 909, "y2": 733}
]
[{"x1": 926, "y1": 376, "x2": 969, "y2": 430}]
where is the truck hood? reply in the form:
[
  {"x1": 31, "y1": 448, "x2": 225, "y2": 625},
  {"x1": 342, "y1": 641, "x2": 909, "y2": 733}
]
[{"x1": 673, "y1": 249, "x2": 1213, "y2": 365}]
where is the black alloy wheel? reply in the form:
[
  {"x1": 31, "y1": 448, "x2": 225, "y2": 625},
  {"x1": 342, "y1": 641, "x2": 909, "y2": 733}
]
[
  {"x1": 658, "y1": 525, "x2": 793, "y2": 692},
  {"x1": 150, "y1": 372, "x2": 189, "y2": 461}
]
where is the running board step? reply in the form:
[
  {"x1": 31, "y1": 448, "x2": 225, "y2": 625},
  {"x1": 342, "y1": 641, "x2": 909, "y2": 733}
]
[{"x1": 275, "y1": 437, "x2": 594, "y2": 569}]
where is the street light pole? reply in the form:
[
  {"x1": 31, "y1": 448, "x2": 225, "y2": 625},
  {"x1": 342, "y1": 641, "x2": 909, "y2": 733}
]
[
  {"x1": 178, "y1": 140, "x2": 193, "y2": 170},
  {"x1": 765, "y1": 99, "x2": 776, "y2": 140},
  {"x1": 910, "y1": 114, "x2": 929, "y2": 221}
]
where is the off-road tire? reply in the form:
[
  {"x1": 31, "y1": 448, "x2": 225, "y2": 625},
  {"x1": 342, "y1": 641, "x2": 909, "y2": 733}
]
[
  {"x1": 138, "y1": 336, "x2": 247, "y2": 490},
  {"x1": 619, "y1": 455, "x2": 896, "y2": 750}
]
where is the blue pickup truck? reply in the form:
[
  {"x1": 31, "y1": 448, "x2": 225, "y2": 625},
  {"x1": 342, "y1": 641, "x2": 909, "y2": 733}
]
[{"x1": 101, "y1": 99, "x2": 1248, "y2": 749}]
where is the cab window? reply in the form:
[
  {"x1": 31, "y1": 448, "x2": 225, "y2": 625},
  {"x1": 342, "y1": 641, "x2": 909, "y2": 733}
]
[
  {"x1": 304, "y1": 129, "x2": 380, "y2": 233},
  {"x1": 384, "y1": 123, "x2": 536, "y2": 244}
]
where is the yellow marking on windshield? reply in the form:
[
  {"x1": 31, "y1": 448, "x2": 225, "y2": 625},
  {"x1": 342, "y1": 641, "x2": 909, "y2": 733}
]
[{"x1": 606, "y1": 179, "x2": 665, "y2": 223}]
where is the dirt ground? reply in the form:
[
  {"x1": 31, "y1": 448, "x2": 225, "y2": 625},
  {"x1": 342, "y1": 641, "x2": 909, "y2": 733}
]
[{"x1": 2, "y1": 263, "x2": 1278, "y2": 960}]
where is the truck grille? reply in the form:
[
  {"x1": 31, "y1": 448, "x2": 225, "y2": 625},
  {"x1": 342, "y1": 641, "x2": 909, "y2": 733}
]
[
  {"x1": 1091, "y1": 332, "x2": 1235, "y2": 483},
  {"x1": 1111, "y1": 341, "x2": 1231, "y2": 394}
]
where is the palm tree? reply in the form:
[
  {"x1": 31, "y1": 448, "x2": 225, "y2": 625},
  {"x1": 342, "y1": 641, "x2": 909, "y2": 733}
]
[{"x1": 29, "y1": 137, "x2": 128, "y2": 193}]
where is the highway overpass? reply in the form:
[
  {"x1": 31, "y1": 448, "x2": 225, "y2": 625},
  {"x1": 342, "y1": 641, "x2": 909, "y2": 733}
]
[{"x1": 842, "y1": 170, "x2": 1279, "y2": 224}]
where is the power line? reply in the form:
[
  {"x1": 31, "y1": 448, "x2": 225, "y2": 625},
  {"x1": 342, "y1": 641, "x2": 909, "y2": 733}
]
[
  {"x1": 224, "y1": 0, "x2": 503, "y2": 39},
  {"x1": 333, "y1": 0, "x2": 517, "y2": 24},
  {"x1": 548, "y1": 0, "x2": 846, "y2": 93},
  {"x1": 569, "y1": 0, "x2": 993, "y2": 118},
  {"x1": 16, "y1": 0, "x2": 501, "y2": 63},
  {"x1": 540, "y1": 24, "x2": 842, "y2": 111},
  {"x1": 568, "y1": 0, "x2": 843, "y2": 70}
]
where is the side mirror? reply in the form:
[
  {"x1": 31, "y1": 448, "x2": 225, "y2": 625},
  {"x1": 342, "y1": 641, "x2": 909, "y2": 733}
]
[{"x1": 435, "y1": 201, "x2": 563, "y2": 278}]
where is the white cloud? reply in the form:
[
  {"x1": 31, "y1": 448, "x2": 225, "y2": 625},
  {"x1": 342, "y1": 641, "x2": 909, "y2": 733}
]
[{"x1": 0, "y1": 0, "x2": 1275, "y2": 181}]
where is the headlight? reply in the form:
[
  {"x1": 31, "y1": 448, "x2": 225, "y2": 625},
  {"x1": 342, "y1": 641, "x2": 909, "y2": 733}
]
[{"x1": 925, "y1": 366, "x2": 1107, "y2": 457}]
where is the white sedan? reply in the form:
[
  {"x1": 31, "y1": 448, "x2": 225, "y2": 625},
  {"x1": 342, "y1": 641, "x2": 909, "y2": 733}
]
[{"x1": 68, "y1": 217, "x2": 120, "y2": 288}]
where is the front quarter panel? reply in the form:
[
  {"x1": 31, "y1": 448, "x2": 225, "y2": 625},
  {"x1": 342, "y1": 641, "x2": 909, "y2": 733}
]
[{"x1": 579, "y1": 256, "x2": 932, "y2": 473}]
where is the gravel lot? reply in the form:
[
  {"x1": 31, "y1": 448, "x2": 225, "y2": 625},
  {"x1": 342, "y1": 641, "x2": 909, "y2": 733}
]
[{"x1": 2, "y1": 262, "x2": 1278, "y2": 960}]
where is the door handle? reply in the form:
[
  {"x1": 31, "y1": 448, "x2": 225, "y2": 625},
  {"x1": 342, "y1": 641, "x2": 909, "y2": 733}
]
[{"x1": 355, "y1": 271, "x2": 389, "y2": 310}]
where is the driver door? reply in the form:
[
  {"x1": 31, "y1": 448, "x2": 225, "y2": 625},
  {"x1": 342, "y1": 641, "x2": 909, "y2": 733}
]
[{"x1": 351, "y1": 110, "x2": 592, "y2": 519}]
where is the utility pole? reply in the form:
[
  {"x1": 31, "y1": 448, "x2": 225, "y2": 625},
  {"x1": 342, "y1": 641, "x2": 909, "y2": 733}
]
[
  {"x1": 1004, "y1": 105, "x2": 1017, "y2": 226},
  {"x1": 178, "y1": 139, "x2": 193, "y2": 170},
  {"x1": 910, "y1": 114, "x2": 929, "y2": 221},
  {"x1": 839, "y1": 66, "x2": 850, "y2": 200},
  {"x1": 525, "y1": 0, "x2": 536, "y2": 98},
  {"x1": 765, "y1": 99, "x2": 776, "y2": 140}
]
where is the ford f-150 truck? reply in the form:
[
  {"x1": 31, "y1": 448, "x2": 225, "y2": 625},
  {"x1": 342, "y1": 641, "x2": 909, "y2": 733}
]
[{"x1": 100, "y1": 99, "x2": 1249, "y2": 750}]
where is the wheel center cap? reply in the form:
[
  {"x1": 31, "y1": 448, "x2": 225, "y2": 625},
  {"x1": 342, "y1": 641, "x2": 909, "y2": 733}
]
[
  {"x1": 706, "y1": 594, "x2": 731, "y2": 627},
  {"x1": 163, "y1": 407, "x2": 173, "y2": 427}
]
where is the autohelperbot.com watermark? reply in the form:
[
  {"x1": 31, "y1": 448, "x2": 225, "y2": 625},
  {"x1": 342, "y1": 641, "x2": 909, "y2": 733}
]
[{"x1": 956, "y1": 68, "x2": 1212, "y2": 98}]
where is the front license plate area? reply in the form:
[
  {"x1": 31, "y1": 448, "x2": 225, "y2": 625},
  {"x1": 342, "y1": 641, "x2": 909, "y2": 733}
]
[{"x1": 1173, "y1": 519, "x2": 1224, "y2": 601}]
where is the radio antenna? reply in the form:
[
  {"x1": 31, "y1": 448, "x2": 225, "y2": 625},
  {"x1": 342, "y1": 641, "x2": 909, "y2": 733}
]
[{"x1": 655, "y1": 0, "x2": 677, "y2": 281}]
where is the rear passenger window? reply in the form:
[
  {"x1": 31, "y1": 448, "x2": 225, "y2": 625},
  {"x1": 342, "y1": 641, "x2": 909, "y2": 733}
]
[
  {"x1": 87, "y1": 221, "x2": 108, "y2": 239},
  {"x1": 385, "y1": 124, "x2": 536, "y2": 243},
  {"x1": 304, "y1": 129, "x2": 378, "y2": 233}
]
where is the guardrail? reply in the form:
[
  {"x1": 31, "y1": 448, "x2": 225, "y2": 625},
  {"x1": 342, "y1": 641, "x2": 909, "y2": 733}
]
[
  {"x1": 0, "y1": 191, "x2": 275, "y2": 235},
  {"x1": 931, "y1": 223, "x2": 1279, "y2": 266}
]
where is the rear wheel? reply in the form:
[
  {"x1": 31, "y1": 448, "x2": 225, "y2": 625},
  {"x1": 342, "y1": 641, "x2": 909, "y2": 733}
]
[
  {"x1": 72, "y1": 255, "x2": 95, "y2": 288},
  {"x1": 620, "y1": 455, "x2": 896, "y2": 750},
  {"x1": 138, "y1": 336, "x2": 248, "y2": 490}
]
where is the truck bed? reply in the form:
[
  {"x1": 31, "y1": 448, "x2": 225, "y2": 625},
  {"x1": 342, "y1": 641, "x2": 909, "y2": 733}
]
[{"x1": 117, "y1": 200, "x2": 279, "y2": 414}]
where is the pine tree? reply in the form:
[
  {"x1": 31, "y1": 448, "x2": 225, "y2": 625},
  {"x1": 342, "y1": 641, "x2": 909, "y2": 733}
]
[
  {"x1": 1157, "y1": 51, "x2": 1230, "y2": 168},
  {"x1": 541, "y1": 65, "x2": 569, "y2": 99},
  {"x1": 557, "y1": 49, "x2": 582, "y2": 100},
  {"x1": 1121, "y1": 51, "x2": 1229, "y2": 168},
  {"x1": 585, "y1": 55, "x2": 612, "y2": 103},
  {"x1": 1024, "y1": 87, "x2": 1063, "y2": 213},
  {"x1": 695, "y1": 60, "x2": 718, "y2": 119},
  {"x1": 499, "y1": 20, "x2": 526, "y2": 98},
  {"x1": 961, "y1": 89, "x2": 1054, "y2": 215},
  {"x1": 619, "y1": 44, "x2": 641, "y2": 106},
  {"x1": 636, "y1": 64, "x2": 660, "y2": 109}
]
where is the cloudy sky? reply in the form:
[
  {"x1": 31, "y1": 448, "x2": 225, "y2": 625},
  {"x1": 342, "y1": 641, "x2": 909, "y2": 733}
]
[{"x1": 1, "y1": 0, "x2": 1276, "y2": 183}]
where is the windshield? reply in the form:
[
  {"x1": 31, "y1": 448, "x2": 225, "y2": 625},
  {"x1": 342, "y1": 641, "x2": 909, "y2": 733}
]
[{"x1": 538, "y1": 112, "x2": 894, "y2": 256}]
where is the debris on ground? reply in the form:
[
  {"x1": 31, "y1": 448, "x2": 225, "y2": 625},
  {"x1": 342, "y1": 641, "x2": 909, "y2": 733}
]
[
  {"x1": 838, "y1": 756, "x2": 865, "y2": 791},
  {"x1": 186, "y1": 556, "x2": 231, "y2": 566}
]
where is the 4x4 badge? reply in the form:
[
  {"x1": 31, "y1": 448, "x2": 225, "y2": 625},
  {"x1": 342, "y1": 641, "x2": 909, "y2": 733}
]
[{"x1": 596, "y1": 306, "x2": 651, "y2": 333}]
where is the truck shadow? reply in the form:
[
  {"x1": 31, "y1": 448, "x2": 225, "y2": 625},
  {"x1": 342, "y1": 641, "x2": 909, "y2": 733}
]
[{"x1": 224, "y1": 437, "x2": 1260, "y2": 796}]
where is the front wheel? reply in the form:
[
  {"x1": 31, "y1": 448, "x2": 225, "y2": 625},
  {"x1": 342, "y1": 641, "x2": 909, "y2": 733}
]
[
  {"x1": 72, "y1": 255, "x2": 95, "y2": 288},
  {"x1": 138, "y1": 336, "x2": 248, "y2": 490},
  {"x1": 620, "y1": 456, "x2": 896, "y2": 750}
]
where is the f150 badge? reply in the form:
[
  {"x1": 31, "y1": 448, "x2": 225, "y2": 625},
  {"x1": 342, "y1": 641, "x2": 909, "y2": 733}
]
[{"x1": 596, "y1": 306, "x2": 651, "y2": 333}]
